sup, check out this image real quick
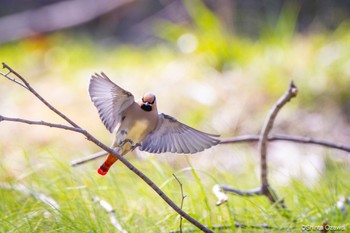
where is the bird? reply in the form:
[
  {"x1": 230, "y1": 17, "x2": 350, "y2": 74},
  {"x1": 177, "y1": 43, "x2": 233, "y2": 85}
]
[{"x1": 89, "y1": 72, "x2": 220, "y2": 176}]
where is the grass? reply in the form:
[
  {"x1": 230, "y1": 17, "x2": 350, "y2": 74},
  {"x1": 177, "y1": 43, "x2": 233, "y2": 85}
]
[{"x1": 0, "y1": 146, "x2": 349, "y2": 232}]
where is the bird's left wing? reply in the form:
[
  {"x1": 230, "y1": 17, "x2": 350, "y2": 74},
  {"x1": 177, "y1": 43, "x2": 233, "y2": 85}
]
[
  {"x1": 139, "y1": 113, "x2": 220, "y2": 154},
  {"x1": 89, "y1": 72, "x2": 134, "y2": 133}
]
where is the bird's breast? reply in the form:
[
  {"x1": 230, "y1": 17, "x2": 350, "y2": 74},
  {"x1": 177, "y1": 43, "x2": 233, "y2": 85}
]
[
  {"x1": 117, "y1": 103, "x2": 158, "y2": 144},
  {"x1": 122, "y1": 119, "x2": 150, "y2": 143}
]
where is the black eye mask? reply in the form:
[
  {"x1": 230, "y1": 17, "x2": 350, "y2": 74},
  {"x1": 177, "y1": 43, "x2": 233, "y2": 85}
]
[{"x1": 141, "y1": 103, "x2": 152, "y2": 112}]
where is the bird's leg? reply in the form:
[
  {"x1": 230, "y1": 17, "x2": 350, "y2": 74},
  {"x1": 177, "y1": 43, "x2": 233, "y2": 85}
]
[
  {"x1": 117, "y1": 129, "x2": 128, "y2": 146},
  {"x1": 117, "y1": 130, "x2": 140, "y2": 150}
]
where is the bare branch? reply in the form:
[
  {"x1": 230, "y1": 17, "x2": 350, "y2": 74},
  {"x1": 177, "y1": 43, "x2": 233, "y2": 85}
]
[
  {"x1": 0, "y1": 63, "x2": 213, "y2": 233},
  {"x1": 0, "y1": 115, "x2": 83, "y2": 134},
  {"x1": 220, "y1": 134, "x2": 350, "y2": 153},
  {"x1": 259, "y1": 81, "x2": 297, "y2": 190},
  {"x1": 71, "y1": 151, "x2": 108, "y2": 166}
]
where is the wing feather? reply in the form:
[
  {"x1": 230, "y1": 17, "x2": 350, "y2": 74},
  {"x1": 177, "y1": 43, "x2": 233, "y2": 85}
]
[
  {"x1": 139, "y1": 113, "x2": 220, "y2": 154},
  {"x1": 89, "y1": 72, "x2": 134, "y2": 133}
]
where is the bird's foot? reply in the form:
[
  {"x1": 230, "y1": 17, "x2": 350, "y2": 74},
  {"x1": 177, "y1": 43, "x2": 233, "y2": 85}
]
[
  {"x1": 118, "y1": 138, "x2": 134, "y2": 147},
  {"x1": 130, "y1": 143, "x2": 141, "y2": 151}
]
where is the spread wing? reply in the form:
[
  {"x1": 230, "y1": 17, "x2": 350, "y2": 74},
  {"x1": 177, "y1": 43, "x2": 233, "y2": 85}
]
[
  {"x1": 89, "y1": 72, "x2": 134, "y2": 133},
  {"x1": 139, "y1": 113, "x2": 220, "y2": 154}
]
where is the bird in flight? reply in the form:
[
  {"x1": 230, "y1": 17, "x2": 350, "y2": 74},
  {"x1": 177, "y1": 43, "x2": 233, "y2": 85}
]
[{"x1": 89, "y1": 73, "x2": 220, "y2": 175}]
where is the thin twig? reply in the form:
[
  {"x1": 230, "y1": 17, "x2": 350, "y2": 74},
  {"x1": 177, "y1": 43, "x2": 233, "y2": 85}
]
[
  {"x1": 70, "y1": 151, "x2": 108, "y2": 166},
  {"x1": 0, "y1": 62, "x2": 213, "y2": 233},
  {"x1": 0, "y1": 115, "x2": 83, "y2": 133},
  {"x1": 173, "y1": 174, "x2": 187, "y2": 233},
  {"x1": 2, "y1": 62, "x2": 80, "y2": 129},
  {"x1": 220, "y1": 185, "x2": 262, "y2": 197},
  {"x1": 0, "y1": 70, "x2": 28, "y2": 89}
]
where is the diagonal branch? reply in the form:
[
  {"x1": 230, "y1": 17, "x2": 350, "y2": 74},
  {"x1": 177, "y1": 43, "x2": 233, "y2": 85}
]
[{"x1": 0, "y1": 62, "x2": 213, "y2": 233}]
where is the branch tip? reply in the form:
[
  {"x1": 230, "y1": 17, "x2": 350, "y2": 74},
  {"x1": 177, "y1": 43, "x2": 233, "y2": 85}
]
[
  {"x1": 289, "y1": 81, "x2": 298, "y2": 96},
  {"x1": 212, "y1": 185, "x2": 228, "y2": 206}
]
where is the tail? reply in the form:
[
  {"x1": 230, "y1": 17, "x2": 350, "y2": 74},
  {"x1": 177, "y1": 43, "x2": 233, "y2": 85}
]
[{"x1": 97, "y1": 153, "x2": 118, "y2": 176}]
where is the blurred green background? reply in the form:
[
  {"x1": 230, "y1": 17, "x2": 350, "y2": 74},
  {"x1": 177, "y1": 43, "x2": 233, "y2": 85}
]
[{"x1": 0, "y1": 0, "x2": 349, "y2": 232}]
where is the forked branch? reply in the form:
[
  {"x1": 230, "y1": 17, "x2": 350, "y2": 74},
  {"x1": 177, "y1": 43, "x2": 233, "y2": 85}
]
[
  {"x1": 214, "y1": 82, "x2": 297, "y2": 213},
  {"x1": 173, "y1": 174, "x2": 187, "y2": 233}
]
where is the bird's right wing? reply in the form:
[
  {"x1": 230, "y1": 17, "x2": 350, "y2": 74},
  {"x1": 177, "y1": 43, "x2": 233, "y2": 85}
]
[
  {"x1": 89, "y1": 72, "x2": 134, "y2": 133},
  {"x1": 139, "y1": 113, "x2": 220, "y2": 154}
]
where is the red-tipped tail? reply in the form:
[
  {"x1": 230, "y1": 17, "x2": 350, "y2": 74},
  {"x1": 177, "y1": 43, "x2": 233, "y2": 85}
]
[
  {"x1": 97, "y1": 153, "x2": 118, "y2": 176},
  {"x1": 97, "y1": 166, "x2": 108, "y2": 176}
]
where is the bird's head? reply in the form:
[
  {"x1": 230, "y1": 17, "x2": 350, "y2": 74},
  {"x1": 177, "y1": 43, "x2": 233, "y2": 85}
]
[{"x1": 140, "y1": 93, "x2": 156, "y2": 112}]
